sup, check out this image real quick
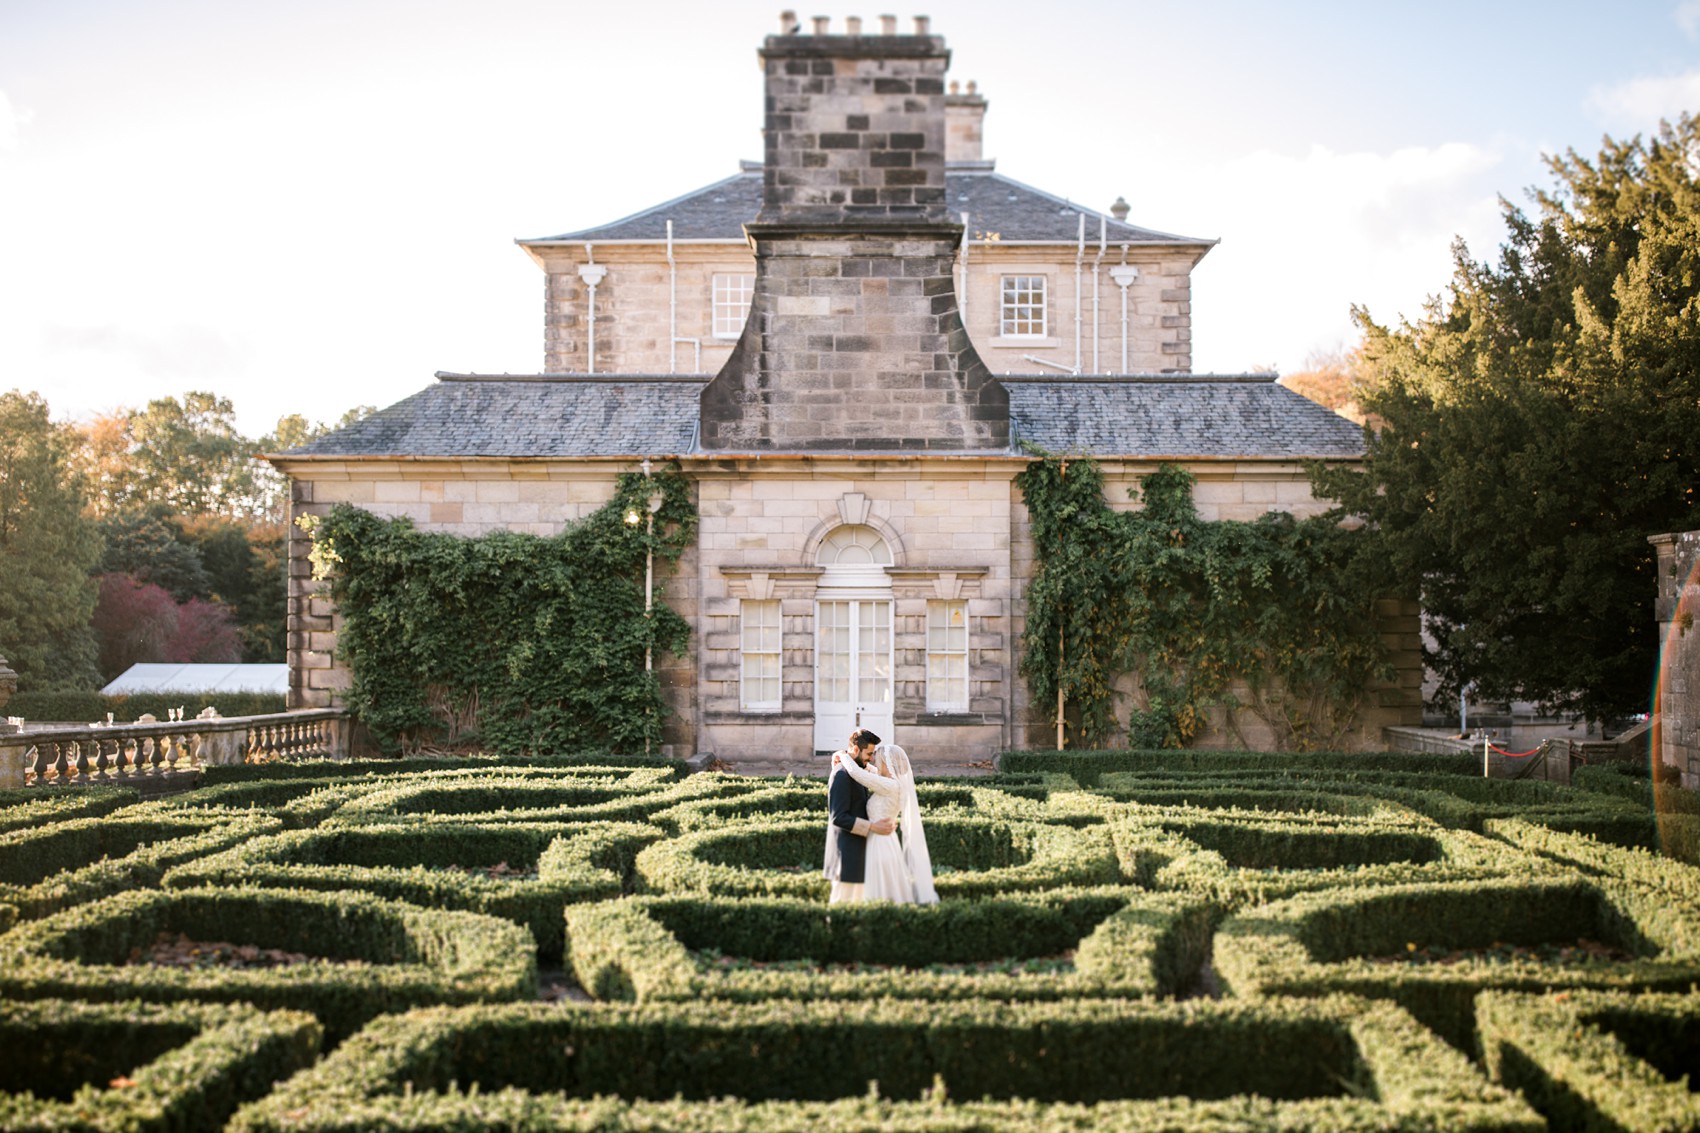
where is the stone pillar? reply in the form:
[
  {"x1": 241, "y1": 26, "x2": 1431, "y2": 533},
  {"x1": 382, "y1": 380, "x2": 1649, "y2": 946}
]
[
  {"x1": 1650, "y1": 530, "x2": 1700, "y2": 788},
  {"x1": 700, "y1": 23, "x2": 1008, "y2": 453}
]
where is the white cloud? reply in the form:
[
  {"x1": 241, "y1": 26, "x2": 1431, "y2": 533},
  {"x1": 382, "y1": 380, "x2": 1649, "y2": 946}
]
[
  {"x1": 0, "y1": 90, "x2": 32, "y2": 151},
  {"x1": 1677, "y1": 1, "x2": 1700, "y2": 38},
  {"x1": 1168, "y1": 141, "x2": 1506, "y2": 375},
  {"x1": 1586, "y1": 70, "x2": 1700, "y2": 129}
]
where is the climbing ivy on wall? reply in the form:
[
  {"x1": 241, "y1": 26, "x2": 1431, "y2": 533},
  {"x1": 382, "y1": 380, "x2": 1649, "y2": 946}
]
[
  {"x1": 1016, "y1": 455, "x2": 1391, "y2": 751},
  {"x1": 302, "y1": 468, "x2": 696, "y2": 755}
]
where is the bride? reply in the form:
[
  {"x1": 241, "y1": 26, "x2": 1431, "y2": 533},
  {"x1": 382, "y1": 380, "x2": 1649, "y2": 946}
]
[{"x1": 827, "y1": 729, "x2": 938, "y2": 904}]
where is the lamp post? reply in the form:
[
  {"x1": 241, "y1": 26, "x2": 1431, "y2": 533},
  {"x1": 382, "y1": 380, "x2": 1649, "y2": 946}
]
[{"x1": 624, "y1": 460, "x2": 665, "y2": 755}]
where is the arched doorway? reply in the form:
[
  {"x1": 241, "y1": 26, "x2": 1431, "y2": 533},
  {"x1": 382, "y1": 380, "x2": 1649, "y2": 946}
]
[{"x1": 813, "y1": 524, "x2": 893, "y2": 753}]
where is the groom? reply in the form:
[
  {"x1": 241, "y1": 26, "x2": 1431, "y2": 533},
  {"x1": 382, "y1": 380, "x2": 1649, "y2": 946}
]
[{"x1": 825, "y1": 729, "x2": 894, "y2": 904}]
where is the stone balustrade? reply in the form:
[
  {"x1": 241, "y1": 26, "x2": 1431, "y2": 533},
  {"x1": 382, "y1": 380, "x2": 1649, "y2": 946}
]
[{"x1": 0, "y1": 710, "x2": 351, "y2": 790}]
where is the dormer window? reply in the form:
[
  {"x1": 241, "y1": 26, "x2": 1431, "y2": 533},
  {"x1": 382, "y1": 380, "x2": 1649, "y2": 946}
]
[
  {"x1": 712, "y1": 274, "x2": 754, "y2": 339},
  {"x1": 1000, "y1": 275, "x2": 1047, "y2": 337}
]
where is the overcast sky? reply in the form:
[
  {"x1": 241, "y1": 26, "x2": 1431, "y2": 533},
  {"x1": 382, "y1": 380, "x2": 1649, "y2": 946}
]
[{"x1": 4, "y1": 0, "x2": 1699, "y2": 435}]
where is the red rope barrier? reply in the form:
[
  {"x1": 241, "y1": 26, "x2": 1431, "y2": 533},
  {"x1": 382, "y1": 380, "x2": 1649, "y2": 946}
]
[{"x1": 1487, "y1": 742, "x2": 1544, "y2": 758}]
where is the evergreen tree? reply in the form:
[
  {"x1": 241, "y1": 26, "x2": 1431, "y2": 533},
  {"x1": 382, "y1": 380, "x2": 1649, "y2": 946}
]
[
  {"x1": 0, "y1": 391, "x2": 101, "y2": 690},
  {"x1": 1316, "y1": 115, "x2": 1700, "y2": 722}
]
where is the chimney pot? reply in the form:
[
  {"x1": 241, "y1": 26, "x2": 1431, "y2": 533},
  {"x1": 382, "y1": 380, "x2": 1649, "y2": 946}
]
[
  {"x1": 880, "y1": 13, "x2": 896, "y2": 33},
  {"x1": 966, "y1": 80, "x2": 976, "y2": 94},
  {"x1": 779, "y1": 9, "x2": 798, "y2": 32},
  {"x1": 846, "y1": 15, "x2": 861, "y2": 33},
  {"x1": 812, "y1": 15, "x2": 830, "y2": 33},
  {"x1": 913, "y1": 14, "x2": 929, "y2": 33},
  {"x1": 1110, "y1": 195, "x2": 1130, "y2": 221}
]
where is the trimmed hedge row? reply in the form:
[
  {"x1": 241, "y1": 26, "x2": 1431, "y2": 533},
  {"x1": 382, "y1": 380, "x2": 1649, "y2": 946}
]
[
  {"x1": 999, "y1": 748, "x2": 1483, "y2": 784},
  {"x1": 566, "y1": 889, "x2": 1212, "y2": 1003},
  {"x1": 1093, "y1": 766, "x2": 1658, "y2": 846},
  {"x1": 226, "y1": 996, "x2": 1540, "y2": 1131},
  {"x1": 0, "y1": 810, "x2": 284, "y2": 923},
  {"x1": 1109, "y1": 811, "x2": 1550, "y2": 910},
  {"x1": 0, "y1": 886, "x2": 536, "y2": 1042},
  {"x1": 322, "y1": 771, "x2": 727, "y2": 829},
  {"x1": 633, "y1": 816, "x2": 1121, "y2": 901},
  {"x1": 0, "y1": 785, "x2": 139, "y2": 834},
  {"x1": 162, "y1": 820, "x2": 665, "y2": 961},
  {"x1": 1476, "y1": 988, "x2": 1700, "y2": 1133},
  {"x1": 1212, "y1": 872, "x2": 1700, "y2": 1052},
  {"x1": 0, "y1": 998, "x2": 321, "y2": 1132},
  {"x1": 4, "y1": 689, "x2": 287, "y2": 724},
  {"x1": 644, "y1": 779, "x2": 1090, "y2": 837},
  {"x1": 199, "y1": 754, "x2": 688, "y2": 785}
]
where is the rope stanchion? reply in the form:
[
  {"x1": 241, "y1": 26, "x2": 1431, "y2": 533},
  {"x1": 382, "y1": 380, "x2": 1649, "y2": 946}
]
[
  {"x1": 1487, "y1": 742, "x2": 1545, "y2": 758},
  {"x1": 1481, "y1": 739, "x2": 1552, "y2": 782}
]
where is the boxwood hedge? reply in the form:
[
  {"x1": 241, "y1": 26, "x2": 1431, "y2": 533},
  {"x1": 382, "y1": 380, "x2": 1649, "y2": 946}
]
[
  {"x1": 0, "y1": 785, "x2": 139, "y2": 835},
  {"x1": 0, "y1": 886, "x2": 536, "y2": 1041},
  {"x1": 162, "y1": 820, "x2": 665, "y2": 961},
  {"x1": 1213, "y1": 872, "x2": 1700, "y2": 1052},
  {"x1": 1475, "y1": 988, "x2": 1700, "y2": 1133},
  {"x1": 0, "y1": 810, "x2": 283, "y2": 923},
  {"x1": 566, "y1": 889, "x2": 1211, "y2": 1003},
  {"x1": 0, "y1": 998, "x2": 320, "y2": 1132},
  {"x1": 226, "y1": 996, "x2": 1540, "y2": 1132},
  {"x1": 633, "y1": 816, "x2": 1121, "y2": 901}
]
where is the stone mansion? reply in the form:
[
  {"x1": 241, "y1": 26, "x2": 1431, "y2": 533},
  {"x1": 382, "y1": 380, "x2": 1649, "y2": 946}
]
[{"x1": 270, "y1": 16, "x2": 1421, "y2": 765}]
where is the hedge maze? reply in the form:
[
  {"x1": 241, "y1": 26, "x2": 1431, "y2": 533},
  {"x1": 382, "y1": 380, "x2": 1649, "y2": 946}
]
[{"x1": 0, "y1": 751, "x2": 1695, "y2": 1131}]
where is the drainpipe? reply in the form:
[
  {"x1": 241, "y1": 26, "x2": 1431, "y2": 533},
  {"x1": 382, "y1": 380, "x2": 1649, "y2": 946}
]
[
  {"x1": 577, "y1": 244, "x2": 607, "y2": 375},
  {"x1": 1073, "y1": 213, "x2": 1084, "y2": 374},
  {"x1": 1110, "y1": 247, "x2": 1138, "y2": 375},
  {"x1": 666, "y1": 220, "x2": 676, "y2": 374},
  {"x1": 1091, "y1": 215, "x2": 1105, "y2": 374}
]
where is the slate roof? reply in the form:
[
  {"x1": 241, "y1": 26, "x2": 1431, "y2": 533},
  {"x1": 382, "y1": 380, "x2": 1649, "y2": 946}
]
[
  {"x1": 1005, "y1": 377, "x2": 1366, "y2": 459},
  {"x1": 278, "y1": 377, "x2": 701, "y2": 458},
  {"x1": 277, "y1": 375, "x2": 1362, "y2": 461},
  {"x1": 520, "y1": 165, "x2": 1214, "y2": 248}
]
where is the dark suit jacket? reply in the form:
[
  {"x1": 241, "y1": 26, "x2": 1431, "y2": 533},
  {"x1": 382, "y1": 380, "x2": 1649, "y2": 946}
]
[{"x1": 828, "y1": 761, "x2": 871, "y2": 884}]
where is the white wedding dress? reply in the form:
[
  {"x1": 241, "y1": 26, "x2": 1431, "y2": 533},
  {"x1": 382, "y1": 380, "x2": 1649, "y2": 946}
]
[{"x1": 829, "y1": 744, "x2": 939, "y2": 904}]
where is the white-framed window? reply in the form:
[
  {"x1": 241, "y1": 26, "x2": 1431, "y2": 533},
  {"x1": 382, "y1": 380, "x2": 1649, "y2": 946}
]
[
  {"x1": 1000, "y1": 275, "x2": 1047, "y2": 337},
  {"x1": 740, "y1": 599, "x2": 782, "y2": 711},
  {"x1": 712, "y1": 273, "x2": 755, "y2": 339},
  {"x1": 926, "y1": 600, "x2": 969, "y2": 713}
]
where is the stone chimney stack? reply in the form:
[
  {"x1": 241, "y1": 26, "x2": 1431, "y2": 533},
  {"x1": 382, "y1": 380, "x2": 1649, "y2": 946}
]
[
  {"x1": 945, "y1": 80, "x2": 987, "y2": 164},
  {"x1": 699, "y1": 19, "x2": 1008, "y2": 452}
]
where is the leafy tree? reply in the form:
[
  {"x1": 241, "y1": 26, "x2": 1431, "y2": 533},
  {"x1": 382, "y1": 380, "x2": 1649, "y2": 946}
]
[
  {"x1": 91, "y1": 573, "x2": 242, "y2": 681},
  {"x1": 0, "y1": 392, "x2": 102, "y2": 690},
  {"x1": 1280, "y1": 345, "x2": 1372, "y2": 425},
  {"x1": 123, "y1": 392, "x2": 259, "y2": 519},
  {"x1": 92, "y1": 574, "x2": 179, "y2": 680},
  {"x1": 1314, "y1": 114, "x2": 1700, "y2": 722},
  {"x1": 96, "y1": 509, "x2": 211, "y2": 601}
]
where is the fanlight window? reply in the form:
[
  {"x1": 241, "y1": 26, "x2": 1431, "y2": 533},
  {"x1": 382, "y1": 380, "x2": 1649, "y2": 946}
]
[
  {"x1": 817, "y1": 525, "x2": 893, "y2": 566},
  {"x1": 817, "y1": 525, "x2": 893, "y2": 590}
]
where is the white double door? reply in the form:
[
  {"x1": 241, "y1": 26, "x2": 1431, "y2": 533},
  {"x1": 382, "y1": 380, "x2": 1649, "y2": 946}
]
[{"x1": 813, "y1": 598, "x2": 893, "y2": 754}]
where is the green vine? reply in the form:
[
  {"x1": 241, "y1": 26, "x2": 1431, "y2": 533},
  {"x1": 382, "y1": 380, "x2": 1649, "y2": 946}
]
[
  {"x1": 301, "y1": 468, "x2": 696, "y2": 755},
  {"x1": 1016, "y1": 455, "x2": 1390, "y2": 750}
]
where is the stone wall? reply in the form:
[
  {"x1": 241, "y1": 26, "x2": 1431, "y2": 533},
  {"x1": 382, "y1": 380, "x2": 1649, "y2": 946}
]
[
  {"x1": 281, "y1": 460, "x2": 702, "y2": 760},
  {"x1": 1005, "y1": 462, "x2": 1422, "y2": 753},
  {"x1": 1651, "y1": 530, "x2": 1700, "y2": 788},
  {"x1": 533, "y1": 239, "x2": 1198, "y2": 379},
  {"x1": 282, "y1": 457, "x2": 1418, "y2": 763}
]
